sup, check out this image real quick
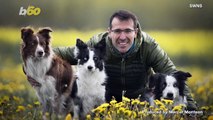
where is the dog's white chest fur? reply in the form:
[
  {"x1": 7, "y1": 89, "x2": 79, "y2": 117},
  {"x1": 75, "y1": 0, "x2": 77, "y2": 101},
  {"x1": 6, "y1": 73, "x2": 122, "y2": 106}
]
[
  {"x1": 76, "y1": 68, "x2": 106, "y2": 98},
  {"x1": 24, "y1": 57, "x2": 56, "y2": 103}
]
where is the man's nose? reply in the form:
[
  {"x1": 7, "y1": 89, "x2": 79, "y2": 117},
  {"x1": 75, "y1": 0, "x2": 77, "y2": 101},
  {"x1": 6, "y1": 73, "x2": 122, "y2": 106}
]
[{"x1": 119, "y1": 32, "x2": 127, "y2": 39}]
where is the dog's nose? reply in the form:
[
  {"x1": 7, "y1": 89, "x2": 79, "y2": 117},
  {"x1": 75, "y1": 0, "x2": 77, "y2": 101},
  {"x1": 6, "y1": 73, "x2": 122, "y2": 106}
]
[
  {"x1": 87, "y1": 66, "x2": 93, "y2": 70},
  {"x1": 167, "y1": 93, "x2": 174, "y2": 99},
  {"x1": 38, "y1": 51, "x2": 44, "y2": 56}
]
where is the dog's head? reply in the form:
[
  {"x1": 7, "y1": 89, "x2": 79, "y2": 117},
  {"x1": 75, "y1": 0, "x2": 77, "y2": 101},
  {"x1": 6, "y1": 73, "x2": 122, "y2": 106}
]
[
  {"x1": 74, "y1": 38, "x2": 106, "y2": 73},
  {"x1": 21, "y1": 27, "x2": 52, "y2": 60},
  {"x1": 149, "y1": 71, "x2": 191, "y2": 100}
]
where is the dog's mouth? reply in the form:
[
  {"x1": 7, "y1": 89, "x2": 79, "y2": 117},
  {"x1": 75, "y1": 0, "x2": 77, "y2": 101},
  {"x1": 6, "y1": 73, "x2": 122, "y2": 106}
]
[{"x1": 164, "y1": 97, "x2": 174, "y2": 100}]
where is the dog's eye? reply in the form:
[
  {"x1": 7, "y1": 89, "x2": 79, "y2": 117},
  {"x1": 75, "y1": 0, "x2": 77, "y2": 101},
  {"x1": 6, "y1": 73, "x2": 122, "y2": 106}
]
[
  {"x1": 162, "y1": 82, "x2": 166, "y2": 88},
  {"x1": 40, "y1": 42, "x2": 46, "y2": 46},
  {"x1": 94, "y1": 57, "x2": 98, "y2": 61},
  {"x1": 31, "y1": 42, "x2": 35, "y2": 46},
  {"x1": 173, "y1": 83, "x2": 177, "y2": 87},
  {"x1": 83, "y1": 57, "x2": 88, "y2": 61}
]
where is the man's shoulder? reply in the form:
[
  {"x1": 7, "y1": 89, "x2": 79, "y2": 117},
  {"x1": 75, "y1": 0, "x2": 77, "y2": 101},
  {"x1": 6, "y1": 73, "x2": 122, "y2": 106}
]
[
  {"x1": 88, "y1": 32, "x2": 108, "y2": 47},
  {"x1": 141, "y1": 31, "x2": 155, "y2": 44}
]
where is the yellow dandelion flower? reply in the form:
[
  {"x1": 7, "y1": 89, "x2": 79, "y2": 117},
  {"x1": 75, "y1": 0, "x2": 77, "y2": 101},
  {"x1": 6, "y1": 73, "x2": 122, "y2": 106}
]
[
  {"x1": 132, "y1": 111, "x2": 137, "y2": 118},
  {"x1": 122, "y1": 96, "x2": 130, "y2": 102},
  {"x1": 34, "y1": 101, "x2": 40, "y2": 106},
  {"x1": 201, "y1": 106, "x2": 209, "y2": 111},
  {"x1": 138, "y1": 111, "x2": 143, "y2": 116},
  {"x1": 45, "y1": 112, "x2": 50, "y2": 117},
  {"x1": 92, "y1": 107, "x2": 99, "y2": 113},
  {"x1": 149, "y1": 105, "x2": 154, "y2": 110},
  {"x1": 172, "y1": 106, "x2": 182, "y2": 111},
  {"x1": 139, "y1": 101, "x2": 146, "y2": 106},
  {"x1": 100, "y1": 103, "x2": 109, "y2": 108},
  {"x1": 94, "y1": 117, "x2": 101, "y2": 120},
  {"x1": 27, "y1": 104, "x2": 33, "y2": 109},
  {"x1": 208, "y1": 115, "x2": 213, "y2": 120},
  {"x1": 131, "y1": 99, "x2": 140, "y2": 105},
  {"x1": 0, "y1": 110, "x2": 3, "y2": 115},
  {"x1": 117, "y1": 107, "x2": 125, "y2": 114},
  {"x1": 159, "y1": 114, "x2": 164, "y2": 120},
  {"x1": 154, "y1": 100, "x2": 164, "y2": 107},
  {"x1": 3, "y1": 96, "x2": 9, "y2": 102},
  {"x1": 179, "y1": 104, "x2": 186, "y2": 109},
  {"x1": 65, "y1": 113, "x2": 72, "y2": 120},
  {"x1": 105, "y1": 115, "x2": 112, "y2": 120},
  {"x1": 110, "y1": 99, "x2": 117, "y2": 105},
  {"x1": 154, "y1": 108, "x2": 160, "y2": 112},
  {"x1": 86, "y1": 114, "x2": 91, "y2": 120},
  {"x1": 124, "y1": 110, "x2": 132, "y2": 117},
  {"x1": 161, "y1": 98, "x2": 173, "y2": 105},
  {"x1": 197, "y1": 86, "x2": 205, "y2": 94},
  {"x1": 160, "y1": 105, "x2": 167, "y2": 111},
  {"x1": 16, "y1": 105, "x2": 26, "y2": 112},
  {"x1": 116, "y1": 102, "x2": 125, "y2": 107},
  {"x1": 13, "y1": 96, "x2": 21, "y2": 102}
]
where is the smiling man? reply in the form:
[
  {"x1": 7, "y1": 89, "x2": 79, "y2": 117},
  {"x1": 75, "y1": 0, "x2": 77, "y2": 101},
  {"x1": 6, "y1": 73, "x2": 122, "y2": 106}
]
[{"x1": 54, "y1": 10, "x2": 197, "y2": 110}]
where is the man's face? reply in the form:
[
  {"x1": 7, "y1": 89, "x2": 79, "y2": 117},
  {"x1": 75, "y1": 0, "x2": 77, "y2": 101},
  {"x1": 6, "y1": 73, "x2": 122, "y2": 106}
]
[{"x1": 108, "y1": 17, "x2": 138, "y2": 53}]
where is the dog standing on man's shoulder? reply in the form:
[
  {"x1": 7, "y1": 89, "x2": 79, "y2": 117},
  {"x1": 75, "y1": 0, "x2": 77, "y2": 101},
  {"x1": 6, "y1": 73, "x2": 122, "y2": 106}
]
[
  {"x1": 72, "y1": 38, "x2": 107, "y2": 119},
  {"x1": 20, "y1": 27, "x2": 75, "y2": 119},
  {"x1": 148, "y1": 71, "x2": 192, "y2": 106}
]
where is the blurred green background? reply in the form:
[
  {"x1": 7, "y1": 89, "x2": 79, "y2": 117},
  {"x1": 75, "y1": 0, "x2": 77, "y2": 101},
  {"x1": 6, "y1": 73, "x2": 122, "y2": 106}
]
[{"x1": 0, "y1": 0, "x2": 213, "y2": 118}]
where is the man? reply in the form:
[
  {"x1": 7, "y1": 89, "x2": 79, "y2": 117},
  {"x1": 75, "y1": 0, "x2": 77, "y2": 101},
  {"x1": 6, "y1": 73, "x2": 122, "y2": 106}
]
[{"x1": 54, "y1": 10, "x2": 197, "y2": 110}]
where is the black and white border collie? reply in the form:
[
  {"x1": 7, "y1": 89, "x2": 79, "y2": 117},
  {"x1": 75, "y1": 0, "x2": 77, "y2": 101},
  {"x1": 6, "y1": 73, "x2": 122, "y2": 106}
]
[
  {"x1": 20, "y1": 27, "x2": 74, "y2": 119},
  {"x1": 73, "y1": 39, "x2": 107, "y2": 119},
  {"x1": 149, "y1": 71, "x2": 192, "y2": 106}
]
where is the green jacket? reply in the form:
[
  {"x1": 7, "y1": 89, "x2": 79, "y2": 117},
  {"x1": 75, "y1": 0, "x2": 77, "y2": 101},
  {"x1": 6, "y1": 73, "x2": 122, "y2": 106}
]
[{"x1": 54, "y1": 23, "x2": 197, "y2": 110}]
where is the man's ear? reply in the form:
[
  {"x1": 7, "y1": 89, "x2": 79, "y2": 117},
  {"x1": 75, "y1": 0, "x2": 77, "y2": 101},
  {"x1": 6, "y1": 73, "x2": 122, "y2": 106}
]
[
  {"x1": 134, "y1": 28, "x2": 138, "y2": 38},
  {"x1": 21, "y1": 27, "x2": 34, "y2": 40},
  {"x1": 38, "y1": 27, "x2": 53, "y2": 39}
]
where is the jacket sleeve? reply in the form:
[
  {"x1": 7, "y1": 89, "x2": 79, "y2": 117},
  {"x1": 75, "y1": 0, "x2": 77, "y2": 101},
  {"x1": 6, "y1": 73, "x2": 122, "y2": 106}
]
[
  {"x1": 144, "y1": 33, "x2": 176, "y2": 74},
  {"x1": 144, "y1": 33, "x2": 197, "y2": 110},
  {"x1": 53, "y1": 46, "x2": 77, "y2": 65}
]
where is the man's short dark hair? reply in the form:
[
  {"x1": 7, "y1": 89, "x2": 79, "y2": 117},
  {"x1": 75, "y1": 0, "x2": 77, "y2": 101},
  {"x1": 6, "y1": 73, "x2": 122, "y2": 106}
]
[{"x1": 109, "y1": 10, "x2": 138, "y2": 29}]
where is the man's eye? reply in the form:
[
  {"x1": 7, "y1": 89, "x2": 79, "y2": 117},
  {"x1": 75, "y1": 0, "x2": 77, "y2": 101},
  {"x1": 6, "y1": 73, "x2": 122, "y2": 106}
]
[
  {"x1": 124, "y1": 29, "x2": 133, "y2": 33},
  {"x1": 114, "y1": 29, "x2": 122, "y2": 34}
]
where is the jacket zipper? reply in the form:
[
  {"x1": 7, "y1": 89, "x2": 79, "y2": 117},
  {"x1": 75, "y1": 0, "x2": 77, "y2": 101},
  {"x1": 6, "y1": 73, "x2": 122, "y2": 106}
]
[{"x1": 121, "y1": 57, "x2": 126, "y2": 91}]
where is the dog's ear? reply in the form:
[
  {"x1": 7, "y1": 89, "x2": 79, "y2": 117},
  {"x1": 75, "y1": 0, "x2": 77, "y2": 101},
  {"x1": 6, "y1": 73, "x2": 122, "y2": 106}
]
[
  {"x1": 149, "y1": 73, "x2": 162, "y2": 89},
  {"x1": 21, "y1": 27, "x2": 34, "y2": 40},
  {"x1": 38, "y1": 27, "x2": 52, "y2": 39},
  {"x1": 76, "y1": 38, "x2": 87, "y2": 49},
  {"x1": 173, "y1": 71, "x2": 192, "y2": 81},
  {"x1": 94, "y1": 39, "x2": 106, "y2": 55},
  {"x1": 74, "y1": 38, "x2": 88, "y2": 58}
]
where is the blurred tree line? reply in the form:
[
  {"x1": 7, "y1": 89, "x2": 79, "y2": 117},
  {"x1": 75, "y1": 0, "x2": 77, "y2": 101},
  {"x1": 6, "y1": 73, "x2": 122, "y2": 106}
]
[{"x1": 0, "y1": 0, "x2": 212, "y2": 30}]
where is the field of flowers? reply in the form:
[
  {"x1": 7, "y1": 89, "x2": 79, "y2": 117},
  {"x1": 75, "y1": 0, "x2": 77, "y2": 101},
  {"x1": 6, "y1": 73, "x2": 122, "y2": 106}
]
[{"x1": 0, "y1": 27, "x2": 213, "y2": 119}]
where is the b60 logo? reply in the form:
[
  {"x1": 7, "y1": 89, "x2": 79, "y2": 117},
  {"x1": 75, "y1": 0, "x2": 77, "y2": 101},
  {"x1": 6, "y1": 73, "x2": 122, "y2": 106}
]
[{"x1": 19, "y1": 6, "x2": 41, "y2": 16}]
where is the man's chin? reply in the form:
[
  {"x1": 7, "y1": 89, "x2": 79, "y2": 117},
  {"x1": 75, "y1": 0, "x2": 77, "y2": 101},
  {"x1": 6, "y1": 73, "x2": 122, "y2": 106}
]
[{"x1": 118, "y1": 49, "x2": 128, "y2": 54}]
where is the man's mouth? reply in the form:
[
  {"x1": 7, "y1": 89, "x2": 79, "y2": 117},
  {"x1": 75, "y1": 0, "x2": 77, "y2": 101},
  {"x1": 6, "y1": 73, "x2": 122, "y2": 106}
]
[{"x1": 118, "y1": 40, "x2": 128, "y2": 47}]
